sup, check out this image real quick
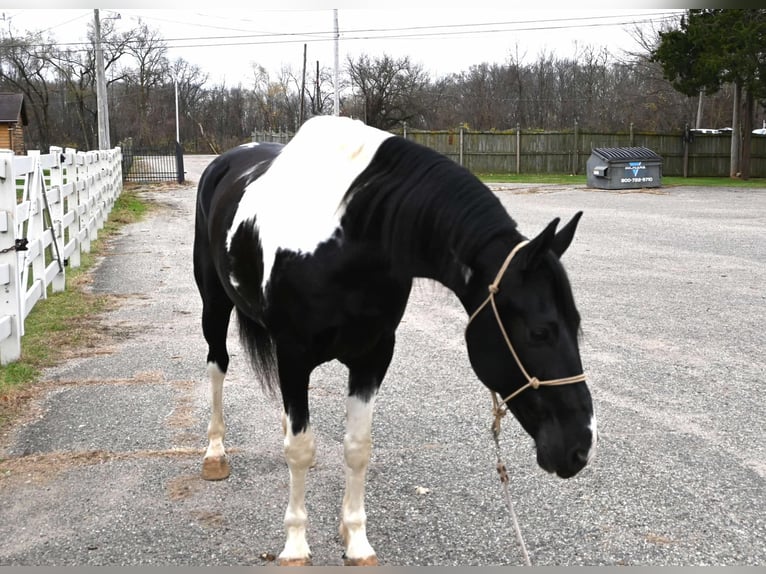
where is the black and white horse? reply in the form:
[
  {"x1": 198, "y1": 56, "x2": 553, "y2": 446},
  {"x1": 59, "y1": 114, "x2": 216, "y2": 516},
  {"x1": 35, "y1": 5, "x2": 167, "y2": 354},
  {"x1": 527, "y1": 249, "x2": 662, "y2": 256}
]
[{"x1": 193, "y1": 115, "x2": 597, "y2": 565}]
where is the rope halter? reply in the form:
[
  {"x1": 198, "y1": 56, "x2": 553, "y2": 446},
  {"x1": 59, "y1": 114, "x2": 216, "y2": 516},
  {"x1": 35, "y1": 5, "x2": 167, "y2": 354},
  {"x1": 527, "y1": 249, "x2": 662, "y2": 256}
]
[{"x1": 465, "y1": 240, "x2": 587, "y2": 435}]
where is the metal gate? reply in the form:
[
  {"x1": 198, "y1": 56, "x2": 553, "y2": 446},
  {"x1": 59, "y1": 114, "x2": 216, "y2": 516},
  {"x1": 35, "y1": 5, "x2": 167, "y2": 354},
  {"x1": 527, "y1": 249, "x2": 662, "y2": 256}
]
[{"x1": 121, "y1": 141, "x2": 185, "y2": 183}]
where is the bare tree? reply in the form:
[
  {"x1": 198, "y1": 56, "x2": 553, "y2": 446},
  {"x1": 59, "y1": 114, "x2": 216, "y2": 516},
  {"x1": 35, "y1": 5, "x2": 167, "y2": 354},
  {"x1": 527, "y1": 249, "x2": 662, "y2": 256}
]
[
  {"x1": 0, "y1": 31, "x2": 55, "y2": 150},
  {"x1": 249, "y1": 64, "x2": 295, "y2": 132},
  {"x1": 168, "y1": 58, "x2": 208, "y2": 146},
  {"x1": 346, "y1": 53, "x2": 431, "y2": 129},
  {"x1": 308, "y1": 61, "x2": 338, "y2": 117},
  {"x1": 122, "y1": 20, "x2": 170, "y2": 145}
]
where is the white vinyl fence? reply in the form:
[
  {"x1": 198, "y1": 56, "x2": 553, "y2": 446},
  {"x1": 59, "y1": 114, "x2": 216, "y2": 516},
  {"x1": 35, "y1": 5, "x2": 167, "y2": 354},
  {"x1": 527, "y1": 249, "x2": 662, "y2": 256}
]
[{"x1": 0, "y1": 146, "x2": 122, "y2": 365}]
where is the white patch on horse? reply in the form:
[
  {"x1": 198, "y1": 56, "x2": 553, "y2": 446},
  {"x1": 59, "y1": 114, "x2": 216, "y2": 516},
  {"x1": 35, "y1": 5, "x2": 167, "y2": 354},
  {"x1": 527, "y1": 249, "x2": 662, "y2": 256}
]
[
  {"x1": 340, "y1": 394, "x2": 378, "y2": 562},
  {"x1": 460, "y1": 263, "x2": 473, "y2": 284},
  {"x1": 280, "y1": 414, "x2": 316, "y2": 563},
  {"x1": 587, "y1": 412, "x2": 598, "y2": 464},
  {"x1": 204, "y1": 362, "x2": 226, "y2": 462},
  {"x1": 226, "y1": 116, "x2": 393, "y2": 289}
]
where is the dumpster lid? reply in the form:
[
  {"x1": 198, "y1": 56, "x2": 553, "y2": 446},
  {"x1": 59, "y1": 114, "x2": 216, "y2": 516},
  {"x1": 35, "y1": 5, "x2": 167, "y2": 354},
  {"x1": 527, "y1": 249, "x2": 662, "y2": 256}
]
[{"x1": 591, "y1": 147, "x2": 662, "y2": 161}]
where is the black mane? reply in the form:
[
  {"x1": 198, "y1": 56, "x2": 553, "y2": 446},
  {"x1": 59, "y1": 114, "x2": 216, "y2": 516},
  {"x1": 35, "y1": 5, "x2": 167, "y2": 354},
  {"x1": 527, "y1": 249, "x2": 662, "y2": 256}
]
[
  {"x1": 543, "y1": 251, "x2": 582, "y2": 338},
  {"x1": 341, "y1": 136, "x2": 518, "y2": 284}
]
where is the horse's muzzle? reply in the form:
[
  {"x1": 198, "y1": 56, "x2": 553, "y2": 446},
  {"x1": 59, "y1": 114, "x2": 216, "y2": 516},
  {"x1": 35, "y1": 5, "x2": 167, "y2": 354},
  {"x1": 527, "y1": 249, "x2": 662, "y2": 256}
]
[{"x1": 535, "y1": 418, "x2": 596, "y2": 478}]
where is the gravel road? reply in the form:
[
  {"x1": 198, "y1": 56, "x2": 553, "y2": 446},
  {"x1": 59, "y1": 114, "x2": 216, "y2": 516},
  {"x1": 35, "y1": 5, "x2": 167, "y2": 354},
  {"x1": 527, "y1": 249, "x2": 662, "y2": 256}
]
[{"x1": 0, "y1": 155, "x2": 763, "y2": 566}]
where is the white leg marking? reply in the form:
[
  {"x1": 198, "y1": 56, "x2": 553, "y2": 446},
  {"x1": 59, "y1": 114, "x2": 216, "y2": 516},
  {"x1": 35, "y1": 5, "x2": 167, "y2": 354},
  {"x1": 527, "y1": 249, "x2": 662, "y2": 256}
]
[
  {"x1": 204, "y1": 362, "x2": 226, "y2": 461},
  {"x1": 279, "y1": 414, "x2": 316, "y2": 563},
  {"x1": 340, "y1": 394, "x2": 377, "y2": 562},
  {"x1": 587, "y1": 410, "x2": 598, "y2": 464}
]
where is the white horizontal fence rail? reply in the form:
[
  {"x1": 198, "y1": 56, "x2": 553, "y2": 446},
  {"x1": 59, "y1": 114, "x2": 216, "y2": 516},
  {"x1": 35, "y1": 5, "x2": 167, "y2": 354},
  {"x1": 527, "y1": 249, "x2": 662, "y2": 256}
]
[{"x1": 0, "y1": 146, "x2": 123, "y2": 365}]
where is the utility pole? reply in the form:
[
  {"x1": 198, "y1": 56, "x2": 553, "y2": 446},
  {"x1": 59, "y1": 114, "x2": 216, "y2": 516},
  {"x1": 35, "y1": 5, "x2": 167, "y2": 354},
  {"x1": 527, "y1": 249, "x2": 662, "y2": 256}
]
[
  {"x1": 299, "y1": 43, "x2": 307, "y2": 125},
  {"x1": 94, "y1": 9, "x2": 110, "y2": 149},
  {"x1": 175, "y1": 79, "x2": 180, "y2": 143},
  {"x1": 333, "y1": 9, "x2": 339, "y2": 116}
]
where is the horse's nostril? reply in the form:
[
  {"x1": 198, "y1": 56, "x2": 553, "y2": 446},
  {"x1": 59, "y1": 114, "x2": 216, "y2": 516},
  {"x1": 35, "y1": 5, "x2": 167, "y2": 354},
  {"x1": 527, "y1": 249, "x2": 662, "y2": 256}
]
[{"x1": 571, "y1": 447, "x2": 589, "y2": 466}]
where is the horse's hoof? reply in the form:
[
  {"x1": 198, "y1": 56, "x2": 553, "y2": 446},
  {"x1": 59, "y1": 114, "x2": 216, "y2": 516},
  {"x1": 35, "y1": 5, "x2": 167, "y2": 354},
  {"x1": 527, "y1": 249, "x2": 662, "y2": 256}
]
[
  {"x1": 277, "y1": 557, "x2": 312, "y2": 566},
  {"x1": 201, "y1": 455, "x2": 230, "y2": 481},
  {"x1": 343, "y1": 555, "x2": 378, "y2": 566}
]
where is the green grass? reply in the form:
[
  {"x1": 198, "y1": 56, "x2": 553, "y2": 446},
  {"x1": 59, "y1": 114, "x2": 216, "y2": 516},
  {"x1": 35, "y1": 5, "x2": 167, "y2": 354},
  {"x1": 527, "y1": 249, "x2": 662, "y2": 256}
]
[
  {"x1": 0, "y1": 182, "x2": 154, "y2": 427},
  {"x1": 477, "y1": 172, "x2": 766, "y2": 188}
]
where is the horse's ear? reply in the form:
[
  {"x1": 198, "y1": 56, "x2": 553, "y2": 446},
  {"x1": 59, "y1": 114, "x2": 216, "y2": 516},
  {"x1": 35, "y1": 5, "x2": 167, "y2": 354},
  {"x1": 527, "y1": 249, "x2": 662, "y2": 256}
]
[
  {"x1": 517, "y1": 217, "x2": 560, "y2": 269},
  {"x1": 550, "y1": 211, "x2": 583, "y2": 258}
]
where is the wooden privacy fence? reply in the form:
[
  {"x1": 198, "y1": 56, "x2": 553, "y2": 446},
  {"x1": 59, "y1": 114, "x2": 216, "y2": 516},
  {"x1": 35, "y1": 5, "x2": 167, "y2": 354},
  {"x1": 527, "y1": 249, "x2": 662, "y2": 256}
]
[
  {"x1": 397, "y1": 128, "x2": 766, "y2": 178},
  {"x1": 250, "y1": 129, "x2": 293, "y2": 145},
  {"x1": 254, "y1": 125, "x2": 766, "y2": 177},
  {"x1": 0, "y1": 146, "x2": 123, "y2": 365}
]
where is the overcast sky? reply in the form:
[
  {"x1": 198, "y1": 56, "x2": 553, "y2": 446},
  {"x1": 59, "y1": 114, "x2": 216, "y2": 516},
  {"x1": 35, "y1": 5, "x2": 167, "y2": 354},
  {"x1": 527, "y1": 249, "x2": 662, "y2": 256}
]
[{"x1": 2, "y1": 4, "x2": 684, "y2": 85}]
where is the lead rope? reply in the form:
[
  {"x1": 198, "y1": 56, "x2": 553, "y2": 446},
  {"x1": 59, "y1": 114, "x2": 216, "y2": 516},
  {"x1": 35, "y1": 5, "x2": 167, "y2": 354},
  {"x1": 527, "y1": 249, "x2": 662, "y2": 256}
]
[
  {"x1": 492, "y1": 405, "x2": 532, "y2": 566},
  {"x1": 466, "y1": 240, "x2": 587, "y2": 566}
]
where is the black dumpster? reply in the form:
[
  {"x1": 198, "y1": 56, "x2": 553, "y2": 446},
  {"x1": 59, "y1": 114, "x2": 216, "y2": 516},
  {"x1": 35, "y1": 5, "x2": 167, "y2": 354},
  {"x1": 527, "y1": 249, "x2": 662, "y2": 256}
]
[{"x1": 586, "y1": 147, "x2": 662, "y2": 190}]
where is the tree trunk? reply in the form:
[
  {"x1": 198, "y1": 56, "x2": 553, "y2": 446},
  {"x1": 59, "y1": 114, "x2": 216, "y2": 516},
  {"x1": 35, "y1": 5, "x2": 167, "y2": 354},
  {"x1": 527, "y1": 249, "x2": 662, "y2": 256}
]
[
  {"x1": 730, "y1": 82, "x2": 740, "y2": 178},
  {"x1": 741, "y1": 88, "x2": 753, "y2": 180}
]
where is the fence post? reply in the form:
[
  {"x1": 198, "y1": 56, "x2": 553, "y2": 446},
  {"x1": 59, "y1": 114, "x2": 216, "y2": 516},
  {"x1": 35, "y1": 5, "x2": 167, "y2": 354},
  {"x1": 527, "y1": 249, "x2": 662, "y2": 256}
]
[
  {"x1": 76, "y1": 151, "x2": 91, "y2": 254},
  {"x1": 175, "y1": 141, "x2": 185, "y2": 183},
  {"x1": 516, "y1": 124, "x2": 521, "y2": 174},
  {"x1": 93, "y1": 151, "x2": 107, "y2": 234},
  {"x1": 114, "y1": 146, "x2": 123, "y2": 187},
  {"x1": 573, "y1": 120, "x2": 579, "y2": 175},
  {"x1": 0, "y1": 150, "x2": 22, "y2": 364},
  {"x1": 459, "y1": 124, "x2": 464, "y2": 166},
  {"x1": 85, "y1": 151, "x2": 102, "y2": 242},
  {"x1": 104, "y1": 149, "x2": 117, "y2": 214},
  {"x1": 62, "y1": 148, "x2": 81, "y2": 270},
  {"x1": 48, "y1": 146, "x2": 66, "y2": 293},
  {"x1": 26, "y1": 151, "x2": 47, "y2": 308}
]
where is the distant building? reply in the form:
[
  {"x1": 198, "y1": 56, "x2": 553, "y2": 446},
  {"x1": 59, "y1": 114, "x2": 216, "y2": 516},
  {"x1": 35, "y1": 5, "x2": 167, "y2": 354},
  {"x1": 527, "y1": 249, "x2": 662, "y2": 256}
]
[{"x1": 0, "y1": 93, "x2": 28, "y2": 155}]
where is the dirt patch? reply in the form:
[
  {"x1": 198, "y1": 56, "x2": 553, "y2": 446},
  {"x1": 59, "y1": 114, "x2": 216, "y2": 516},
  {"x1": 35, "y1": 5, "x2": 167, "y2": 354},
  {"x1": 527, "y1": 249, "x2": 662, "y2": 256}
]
[
  {"x1": 581, "y1": 186, "x2": 669, "y2": 195},
  {"x1": 190, "y1": 510, "x2": 225, "y2": 528},
  {"x1": 168, "y1": 380, "x2": 200, "y2": 447},
  {"x1": 0, "y1": 447, "x2": 203, "y2": 487},
  {"x1": 0, "y1": 371, "x2": 186, "y2": 450},
  {"x1": 491, "y1": 184, "x2": 580, "y2": 194},
  {"x1": 645, "y1": 532, "x2": 678, "y2": 545},
  {"x1": 167, "y1": 472, "x2": 203, "y2": 501},
  {"x1": 124, "y1": 181, "x2": 189, "y2": 194}
]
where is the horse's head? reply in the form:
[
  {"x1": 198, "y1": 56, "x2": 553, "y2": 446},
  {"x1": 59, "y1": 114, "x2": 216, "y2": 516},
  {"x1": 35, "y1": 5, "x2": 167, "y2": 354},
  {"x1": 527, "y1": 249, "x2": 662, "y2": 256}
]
[{"x1": 465, "y1": 212, "x2": 596, "y2": 478}]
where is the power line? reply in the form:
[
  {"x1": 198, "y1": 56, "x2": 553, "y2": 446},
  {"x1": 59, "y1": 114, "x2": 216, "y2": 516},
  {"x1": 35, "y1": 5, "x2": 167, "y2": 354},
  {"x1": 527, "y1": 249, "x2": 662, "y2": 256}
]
[{"x1": 3, "y1": 10, "x2": 681, "y2": 53}]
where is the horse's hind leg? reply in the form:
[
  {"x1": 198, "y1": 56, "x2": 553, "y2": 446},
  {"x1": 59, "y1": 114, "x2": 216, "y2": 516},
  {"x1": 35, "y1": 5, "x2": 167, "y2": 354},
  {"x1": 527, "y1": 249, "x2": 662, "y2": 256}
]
[
  {"x1": 197, "y1": 273, "x2": 235, "y2": 481},
  {"x1": 339, "y1": 333, "x2": 396, "y2": 566},
  {"x1": 278, "y1": 354, "x2": 316, "y2": 566}
]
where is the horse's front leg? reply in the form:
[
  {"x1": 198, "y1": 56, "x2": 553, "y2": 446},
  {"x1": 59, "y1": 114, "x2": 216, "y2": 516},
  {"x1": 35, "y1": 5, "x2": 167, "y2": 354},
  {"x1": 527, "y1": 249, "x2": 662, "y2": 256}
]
[
  {"x1": 339, "y1": 334, "x2": 396, "y2": 566},
  {"x1": 278, "y1": 363, "x2": 315, "y2": 566}
]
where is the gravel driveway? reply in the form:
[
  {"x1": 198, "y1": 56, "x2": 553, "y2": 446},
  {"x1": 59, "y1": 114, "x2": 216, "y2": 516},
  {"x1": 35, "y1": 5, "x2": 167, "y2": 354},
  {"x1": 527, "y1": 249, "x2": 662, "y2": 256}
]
[{"x1": 0, "y1": 155, "x2": 763, "y2": 566}]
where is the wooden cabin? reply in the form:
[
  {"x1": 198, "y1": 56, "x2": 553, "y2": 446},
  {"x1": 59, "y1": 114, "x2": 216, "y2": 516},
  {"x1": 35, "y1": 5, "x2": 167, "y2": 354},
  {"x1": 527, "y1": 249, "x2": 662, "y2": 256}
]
[{"x1": 0, "y1": 93, "x2": 28, "y2": 155}]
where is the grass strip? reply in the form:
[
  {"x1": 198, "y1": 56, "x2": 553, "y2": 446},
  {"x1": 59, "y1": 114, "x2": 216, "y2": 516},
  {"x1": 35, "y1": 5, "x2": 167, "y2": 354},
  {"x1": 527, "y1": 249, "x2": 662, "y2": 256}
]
[{"x1": 0, "y1": 182, "x2": 154, "y2": 428}]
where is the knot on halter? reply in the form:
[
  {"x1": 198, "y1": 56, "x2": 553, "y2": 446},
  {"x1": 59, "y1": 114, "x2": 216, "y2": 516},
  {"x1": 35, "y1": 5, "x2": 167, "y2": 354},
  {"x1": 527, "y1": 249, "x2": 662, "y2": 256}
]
[
  {"x1": 530, "y1": 377, "x2": 540, "y2": 389},
  {"x1": 491, "y1": 401, "x2": 507, "y2": 437},
  {"x1": 488, "y1": 284, "x2": 499, "y2": 295}
]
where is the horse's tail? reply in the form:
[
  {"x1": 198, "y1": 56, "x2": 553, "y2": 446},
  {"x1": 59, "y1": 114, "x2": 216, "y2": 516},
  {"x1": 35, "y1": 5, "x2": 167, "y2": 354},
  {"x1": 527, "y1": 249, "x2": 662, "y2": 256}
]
[{"x1": 235, "y1": 308, "x2": 279, "y2": 397}]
